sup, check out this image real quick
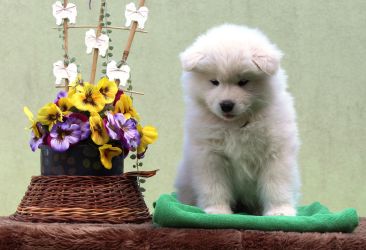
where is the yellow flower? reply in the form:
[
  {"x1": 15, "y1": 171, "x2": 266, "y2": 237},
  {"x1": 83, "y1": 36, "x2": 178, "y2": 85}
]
[
  {"x1": 68, "y1": 74, "x2": 83, "y2": 98},
  {"x1": 114, "y1": 94, "x2": 140, "y2": 121},
  {"x1": 137, "y1": 125, "x2": 158, "y2": 154},
  {"x1": 72, "y1": 82, "x2": 105, "y2": 113},
  {"x1": 57, "y1": 97, "x2": 73, "y2": 115},
  {"x1": 37, "y1": 103, "x2": 63, "y2": 130},
  {"x1": 97, "y1": 77, "x2": 118, "y2": 104},
  {"x1": 89, "y1": 113, "x2": 109, "y2": 145},
  {"x1": 99, "y1": 144, "x2": 122, "y2": 169},
  {"x1": 23, "y1": 106, "x2": 41, "y2": 138}
]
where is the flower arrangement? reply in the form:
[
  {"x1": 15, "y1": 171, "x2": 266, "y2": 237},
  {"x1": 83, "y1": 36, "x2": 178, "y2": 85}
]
[
  {"x1": 24, "y1": 76, "x2": 158, "y2": 170},
  {"x1": 23, "y1": 0, "x2": 157, "y2": 171}
]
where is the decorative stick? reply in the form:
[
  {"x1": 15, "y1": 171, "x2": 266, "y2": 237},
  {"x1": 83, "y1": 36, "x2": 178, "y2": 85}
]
[
  {"x1": 121, "y1": 89, "x2": 144, "y2": 95},
  {"x1": 53, "y1": 25, "x2": 147, "y2": 33},
  {"x1": 63, "y1": 0, "x2": 69, "y2": 91},
  {"x1": 121, "y1": 0, "x2": 145, "y2": 62},
  {"x1": 89, "y1": 0, "x2": 105, "y2": 84},
  {"x1": 55, "y1": 85, "x2": 145, "y2": 96}
]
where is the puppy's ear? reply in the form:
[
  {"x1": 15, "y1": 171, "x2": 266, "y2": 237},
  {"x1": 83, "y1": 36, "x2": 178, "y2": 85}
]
[
  {"x1": 251, "y1": 47, "x2": 282, "y2": 75},
  {"x1": 180, "y1": 47, "x2": 205, "y2": 71}
]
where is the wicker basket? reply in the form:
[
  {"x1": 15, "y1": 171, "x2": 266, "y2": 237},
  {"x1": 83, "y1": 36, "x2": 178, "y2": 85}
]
[{"x1": 10, "y1": 171, "x2": 157, "y2": 224}]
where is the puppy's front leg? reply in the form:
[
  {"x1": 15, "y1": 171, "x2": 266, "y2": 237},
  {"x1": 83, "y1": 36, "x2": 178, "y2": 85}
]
[
  {"x1": 193, "y1": 149, "x2": 234, "y2": 214},
  {"x1": 258, "y1": 154, "x2": 300, "y2": 216}
]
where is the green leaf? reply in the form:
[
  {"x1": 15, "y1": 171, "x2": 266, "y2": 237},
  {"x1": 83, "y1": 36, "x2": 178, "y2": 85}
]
[
  {"x1": 70, "y1": 57, "x2": 76, "y2": 63},
  {"x1": 139, "y1": 187, "x2": 146, "y2": 192},
  {"x1": 101, "y1": 69, "x2": 107, "y2": 74},
  {"x1": 107, "y1": 29, "x2": 112, "y2": 33},
  {"x1": 100, "y1": 15, "x2": 104, "y2": 19},
  {"x1": 138, "y1": 162, "x2": 143, "y2": 166},
  {"x1": 107, "y1": 21, "x2": 112, "y2": 25},
  {"x1": 109, "y1": 38, "x2": 112, "y2": 42},
  {"x1": 101, "y1": 30, "x2": 106, "y2": 34},
  {"x1": 108, "y1": 52, "x2": 113, "y2": 57},
  {"x1": 101, "y1": 22, "x2": 105, "y2": 27},
  {"x1": 102, "y1": 62, "x2": 108, "y2": 66},
  {"x1": 132, "y1": 164, "x2": 136, "y2": 168},
  {"x1": 105, "y1": 13, "x2": 110, "y2": 17},
  {"x1": 109, "y1": 46, "x2": 114, "y2": 50},
  {"x1": 130, "y1": 154, "x2": 137, "y2": 160},
  {"x1": 139, "y1": 178, "x2": 146, "y2": 183}
]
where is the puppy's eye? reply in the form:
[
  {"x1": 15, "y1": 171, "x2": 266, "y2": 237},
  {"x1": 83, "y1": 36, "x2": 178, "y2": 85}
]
[
  {"x1": 210, "y1": 80, "x2": 220, "y2": 86},
  {"x1": 238, "y1": 79, "x2": 249, "y2": 87}
]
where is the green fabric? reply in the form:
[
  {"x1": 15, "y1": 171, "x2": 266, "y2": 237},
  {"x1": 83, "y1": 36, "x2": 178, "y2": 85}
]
[{"x1": 153, "y1": 194, "x2": 359, "y2": 233}]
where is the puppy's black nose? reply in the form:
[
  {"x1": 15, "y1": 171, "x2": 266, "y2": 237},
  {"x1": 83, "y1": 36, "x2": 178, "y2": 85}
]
[{"x1": 220, "y1": 100, "x2": 235, "y2": 113}]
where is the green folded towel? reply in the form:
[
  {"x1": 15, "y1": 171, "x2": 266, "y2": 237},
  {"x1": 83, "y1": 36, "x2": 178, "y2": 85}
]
[{"x1": 153, "y1": 193, "x2": 359, "y2": 233}]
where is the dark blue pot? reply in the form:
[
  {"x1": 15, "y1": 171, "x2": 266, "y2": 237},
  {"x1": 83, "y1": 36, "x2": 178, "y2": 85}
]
[{"x1": 40, "y1": 144, "x2": 124, "y2": 176}]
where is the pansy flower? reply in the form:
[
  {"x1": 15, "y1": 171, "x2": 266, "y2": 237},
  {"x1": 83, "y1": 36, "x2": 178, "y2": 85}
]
[
  {"x1": 105, "y1": 112, "x2": 140, "y2": 150},
  {"x1": 30, "y1": 129, "x2": 46, "y2": 152},
  {"x1": 57, "y1": 97, "x2": 73, "y2": 115},
  {"x1": 113, "y1": 90, "x2": 124, "y2": 106},
  {"x1": 49, "y1": 121, "x2": 81, "y2": 152},
  {"x1": 72, "y1": 82, "x2": 105, "y2": 113},
  {"x1": 137, "y1": 124, "x2": 158, "y2": 158},
  {"x1": 54, "y1": 90, "x2": 68, "y2": 103},
  {"x1": 67, "y1": 74, "x2": 83, "y2": 98},
  {"x1": 114, "y1": 93, "x2": 140, "y2": 121},
  {"x1": 89, "y1": 113, "x2": 109, "y2": 145},
  {"x1": 66, "y1": 115, "x2": 90, "y2": 141},
  {"x1": 24, "y1": 106, "x2": 41, "y2": 138},
  {"x1": 37, "y1": 103, "x2": 63, "y2": 130},
  {"x1": 97, "y1": 77, "x2": 118, "y2": 104},
  {"x1": 99, "y1": 144, "x2": 122, "y2": 169}
]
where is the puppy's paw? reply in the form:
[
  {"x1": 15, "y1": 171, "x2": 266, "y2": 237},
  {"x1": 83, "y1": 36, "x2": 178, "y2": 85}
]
[
  {"x1": 204, "y1": 205, "x2": 233, "y2": 214},
  {"x1": 264, "y1": 205, "x2": 297, "y2": 216}
]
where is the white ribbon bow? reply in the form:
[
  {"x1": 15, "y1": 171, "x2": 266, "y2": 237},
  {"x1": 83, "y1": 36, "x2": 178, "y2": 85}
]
[
  {"x1": 52, "y1": 1, "x2": 77, "y2": 26},
  {"x1": 84, "y1": 29, "x2": 109, "y2": 57},
  {"x1": 125, "y1": 2, "x2": 149, "y2": 29},
  {"x1": 53, "y1": 60, "x2": 77, "y2": 86},
  {"x1": 107, "y1": 61, "x2": 131, "y2": 86}
]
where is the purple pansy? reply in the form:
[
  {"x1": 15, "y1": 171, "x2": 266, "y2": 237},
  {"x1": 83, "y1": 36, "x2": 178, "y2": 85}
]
[
  {"x1": 50, "y1": 121, "x2": 81, "y2": 152},
  {"x1": 29, "y1": 122, "x2": 46, "y2": 152},
  {"x1": 54, "y1": 90, "x2": 68, "y2": 103},
  {"x1": 66, "y1": 116, "x2": 90, "y2": 141},
  {"x1": 30, "y1": 131, "x2": 45, "y2": 152},
  {"x1": 106, "y1": 112, "x2": 140, "y2": 150}
]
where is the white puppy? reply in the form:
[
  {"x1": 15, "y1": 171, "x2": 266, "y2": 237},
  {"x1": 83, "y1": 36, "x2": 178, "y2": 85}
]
[{"x1": 175, "y1": 24, "x2": 300, "y2": 216}]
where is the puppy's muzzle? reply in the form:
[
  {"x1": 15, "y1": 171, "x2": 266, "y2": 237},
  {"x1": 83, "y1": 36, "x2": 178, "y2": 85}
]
[{"x1": 220, "y1": 100, "x2": 235, "y2": 113}]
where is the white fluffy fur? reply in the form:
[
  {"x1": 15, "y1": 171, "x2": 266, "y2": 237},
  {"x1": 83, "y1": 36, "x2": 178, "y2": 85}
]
[{"x1": 175, "y1": 24, "x2": 300, "y2": 216}]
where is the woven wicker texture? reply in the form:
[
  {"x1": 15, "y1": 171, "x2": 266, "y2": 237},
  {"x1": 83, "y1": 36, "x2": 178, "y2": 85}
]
[{"x1": 10, "y1": 171, "x2": 156, "y2": 224}]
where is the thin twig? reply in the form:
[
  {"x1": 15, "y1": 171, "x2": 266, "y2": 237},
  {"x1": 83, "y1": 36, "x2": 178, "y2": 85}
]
[
  {"x1": 63, "y1": 0, "x2": 69, "y2": 92},
  {"x1": 121, "y1": 89, "x2": 144, "y2": 95},
  {"x1": 53, "y1": 25, "x2": 147, "y2": 33}
]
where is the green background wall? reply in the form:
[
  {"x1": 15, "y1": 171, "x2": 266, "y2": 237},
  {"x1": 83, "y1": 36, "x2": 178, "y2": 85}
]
[{"x1": 0, "y1": 0, "x2": 365, "y2": 216}]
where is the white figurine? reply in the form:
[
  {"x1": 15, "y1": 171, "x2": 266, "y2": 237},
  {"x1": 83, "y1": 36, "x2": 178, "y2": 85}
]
[
  {"x1": 52, "y1": 1, "x2": 77, "y2": 25},
  {"x1": 125, "y1": 2, "x2": 149, "y2": 29},
  {"x1": 107, "y1": 61, "x2": 131, "y2": 86},
  {"x1": 84, "y1": 29, "x2": 109, "y2": 57},
  {"x1": 53, "y1": 60, "x2": 77, "y2": 86}
]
